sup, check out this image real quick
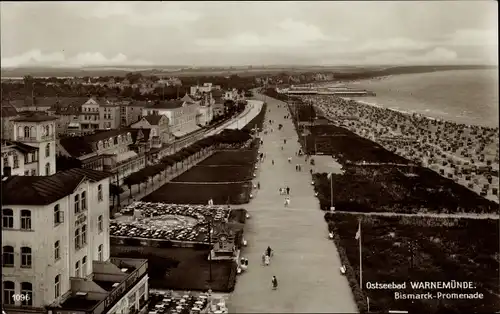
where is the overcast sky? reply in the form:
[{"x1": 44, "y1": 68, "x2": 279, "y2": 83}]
[{"x1": 1, "y1": 1, "x2": 497, "y2": 67}]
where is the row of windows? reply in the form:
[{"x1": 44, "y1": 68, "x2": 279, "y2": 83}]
[
  {"x1": 83, "y1": 115, "x2": 99, "y2": 121},
  {"x1": 82, "y1": 107, "x2": 99, "y2": 112},
  {"x1": 2, "y1": 246, "x2": 32, "y2": 268},
  {"x1": 19, "y1": 125, "x2": 53, "y2": 138},
  {"x1": 75, "y1": 256, "x2": 88, "y2": 278},
  {"x1": 2, "y1": 209, "x2": 31, "y2": 230},
  {"x1": 3, "y1": 281, "x2": 33, "y2": 306},
  {"x1": 24, "y1": 169, "x2": 37, "y2": 176},
  {"x1": 2, "y1": 152, "x2": 41, "y2": 169}
]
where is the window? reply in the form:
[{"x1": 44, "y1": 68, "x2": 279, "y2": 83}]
[
  {"x1": 98, "y1": 184, "x2": 103, "y2": 201},
  {"x1": 2, "y1": 246, "x2": 14, "y2": 267},
  {"x1": 3, "y1": 156, "x2": 8, "y2": 167},
  {"x1": 98, "y1": 215, "x2": 103, "y2": 233},
  {"x1": 3, "y1": 281, "x2": 15, "y2": 305},
  {"x1": 54, "y1": 241, "x2": 60, "y2": 261},
  {"x1": 30, "y1": 169, "x2": 36, "y2": 176},
  {"x1": 24, "y1": 126, "x2": 30, "y2": 138},
  {"x1": 45, "y1": 143, "x2": 50, "y2": 157},
  {"x1": 75, "y1": 261, "x2": 80, "y2": 277},
  {"x1": 55, "y1": 275, "x2": 61, "y2": 298},
  {"x1": 45, "y1": 162, "x2": 51, "y2": 175},
  {"x1": 2, "y1": 208, "x2": 13, "y2": 228},
  {"x1": 24, "y1": 170, "x2": 30, "y2": 176},
  {"x1": 81, "y1": 191, "x2": 87, "y2": 211},
  {"x1": 20, "y1": 210, "x2": 31, "y2": 230},
  {"x1": 20, "y1": 282, "x2": 33, "y2": 306},
  {"x1": 54, "y1": 204, "x2": 63, "y2": 225},
  {"x1": 13, "y1": 155, "x2": 19, "y2": 169},
  {"x1": 82, "y1": 256, "x2": 87, "y2": 277},
  {"x1": 21, "y1": 247, "x2": 32, "y2": 268},
  {"x1": 81, "y1": 224, "x2": 87, "y2": 245},
  {"x1": 98, "y1": 244, "x2": 103, "y2": 261},
  {"x1": 74, "y1": 194, "x2": 80, "y2": 213},
  {"x1": 74, "y1": 228, "x2": 81, "y2": 250}
]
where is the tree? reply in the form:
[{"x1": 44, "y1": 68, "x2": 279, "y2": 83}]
[{"x1": 110, "y1": 183, "x2": 124, "y2": 210}]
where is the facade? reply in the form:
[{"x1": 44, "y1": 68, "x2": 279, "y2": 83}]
[
  {"x1": 1, "y1": 140, "x2": 39, "y2": 177},
  {"x1": 11, "y1": 113, "x2": 57, "y2": 176},
  {"x1": 190, "y1": 83, "x2": 213, "y2": 96},
  {"x1": 99, "y1": 102, "x2": 121, "y2": 130},
  {"x1": 130, "y1": 114, "x2": 172, "y2": 146},
  {"x1": 58, "y1": 129, "x2": 146, "y2": 185},
  {"x1": 119, "y1": 101, "x2": 147, "y2": 127},
  {"x1": 80, "y1": 98, "x2": 101, "y2": 133},
  {"x1": 1, "y1": 168, "x2": 149, "y2": 314},
  {"x1": 142, "y1": 99, "x2": 201, "y2": 138}
]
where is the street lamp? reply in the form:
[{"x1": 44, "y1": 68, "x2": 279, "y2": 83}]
[{"x1": 206, "y1": 213, "x2": 214, "y2": 284}]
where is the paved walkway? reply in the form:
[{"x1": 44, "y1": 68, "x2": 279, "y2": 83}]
[
  {"x1": 228, "y1": 93, "x2": 358, "y2": 313},
  {"x1": 332, "y1": 210, "x2": 499, "y2": 220}
]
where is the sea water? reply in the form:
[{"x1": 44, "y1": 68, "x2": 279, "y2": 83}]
[{"x1": 343, "y1": 69, "x2": 499, "y2": 128}]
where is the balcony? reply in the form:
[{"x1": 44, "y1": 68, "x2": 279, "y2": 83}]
[
  {"x1": 46, "y1": 258, "x2": 148, "y2": 314},
  {"x1": 16, "y1": 136, "x2": 37, "y2": 143}
]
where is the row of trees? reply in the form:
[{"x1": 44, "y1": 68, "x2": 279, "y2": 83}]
[{"x1": 122, "y1": 129, "x2": 253, "y2": 199}]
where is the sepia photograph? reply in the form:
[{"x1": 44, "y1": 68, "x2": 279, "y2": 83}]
[{"x1": 1, "y1": 1, "x2": 498, "y2": 313}]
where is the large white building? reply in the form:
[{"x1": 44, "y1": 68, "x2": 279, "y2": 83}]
[
  {"x1": 142, "y1": 99, "x2": 202, "y2": 138},
  {"x1": 1, "y1": 113, "x2": 57, "y2": 177},
  {"x1": 2, "y1": 168, "x2": 149, "y2": 314}
]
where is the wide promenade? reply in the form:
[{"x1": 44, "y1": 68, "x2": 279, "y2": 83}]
[{"x1": 228, "y1": 92, "x2": 357, "y2": 313}]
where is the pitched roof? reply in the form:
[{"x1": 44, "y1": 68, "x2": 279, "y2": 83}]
[
  {"x1": 2, "y1": 168, "x2": 112, "y2": 206},
  {"x1": 143, "y1": 115, "x2": 163, "y2": 125},
  {"x1": 1, "y1": 139, "x2": 37, "y2": 153},
  {"x1": 59, "y1": 136, "x2": 94, "y2": 157},
  {"x1": 1, "y1": 101, "x2": 19, "y2": 117},
  {"x1": 59, "y1": 129, "x2": 131, "y2": 157},
  {"x1": 146, "y1": 100, "x2": 184, "y2": 109},
  {"x1": 12, "y1": 112, "x2": 58, "y2": 122},
  {"x1": 127, "y1": 128, "x2": 152, "y2": 143},
  {"x1": 181, "y1": 94, "x2": 195, "y2": 103}
]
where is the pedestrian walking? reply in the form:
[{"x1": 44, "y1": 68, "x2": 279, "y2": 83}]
[
  {"x1": 257, "y1": 182, "x2": 260, "y2": 189},
  {"x1": 286, "y1": 186, "x2": 290, "y2": 195},
  {"x1": 284, "y1": 198, "x2": 288, "y2": 207},
  {"x1": 295, "y1": 165, "x2": 298, "y2": 171},
  {"x1": 272, "y1": 159, "x2": 274, "y2": 165},
  {"x1": 284, "y1": 139, "x2": 287, "y2": 144},
  {"x1": 279, "y1": 188, "x2": 283, "y2": 195}
]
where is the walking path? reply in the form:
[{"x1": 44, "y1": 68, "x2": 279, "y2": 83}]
[
  {"x1": 331, "y1": 210, "x2": 499, "y2": 220},
  {"x1": 228, "y1": 93, "x2": 357, "y2": 313}
]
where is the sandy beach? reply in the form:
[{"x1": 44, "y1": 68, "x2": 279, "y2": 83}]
[{"x1": 300, "y1": 94, "x2": 499, "y2": 203}]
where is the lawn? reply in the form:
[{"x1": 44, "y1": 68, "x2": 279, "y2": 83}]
[
  {"x1": 312, "y1": 165, "x2": 498, "y2": 214},
  {"x1": 198, "y1": 150, "x2": 258, "y2": 166},
  {"x1": 325, "y1": 213, "x2": 500, "y2": 313},
  {"x1": 110, "y1": 245, "x2": 237, "y2": 292},
  {"x1": 142, "y1": 182, "x2": 252, "y2": 205},
  {"x1": 303, "y1": 124, "x2": 409, "y2": 165},
  {"x1": 172, "y1": 165, "x2": 255, "y2": 183}
]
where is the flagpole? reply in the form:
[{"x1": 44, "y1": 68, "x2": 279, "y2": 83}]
[
  {"x1": 330, "y1": 174, "x2": 333, "y2": 209},
  {"x1": 359, "y1": 219, "x2": 363, "y2": 289}
]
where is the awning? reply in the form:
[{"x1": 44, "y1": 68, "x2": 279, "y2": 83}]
[
  {"x1": 116, "y1": 151, "x2": 138, "y2": 163},
  {"x1": 68, "y1": 122, "x2": 80, "y2": 128},
  {"x1": 172, "y1": 125, "x2": 201, "y2": 138}
]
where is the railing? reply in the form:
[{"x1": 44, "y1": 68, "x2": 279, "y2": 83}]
[
  {"x1": 16, "y1": 137, "x2": 37, "y2": 142},
  {"x1": 101, "y1": 260, "x2": 148, "y2": 311}
]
